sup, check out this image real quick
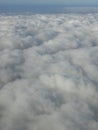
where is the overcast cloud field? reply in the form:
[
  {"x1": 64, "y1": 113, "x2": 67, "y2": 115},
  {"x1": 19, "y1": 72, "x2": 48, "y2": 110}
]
[{"x1": 0, "y1": 8, "x2": 98, "y2": 130}]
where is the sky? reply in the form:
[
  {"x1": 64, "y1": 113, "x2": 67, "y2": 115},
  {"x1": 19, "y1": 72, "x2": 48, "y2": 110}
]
[{"x1": 0, "y1": 0, "x2": 98, "y2": 6}]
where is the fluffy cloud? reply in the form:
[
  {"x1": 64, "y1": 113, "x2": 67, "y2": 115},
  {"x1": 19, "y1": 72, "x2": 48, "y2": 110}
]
[{"x1": 0, "y1": 13, "x2": 98, "y2": 130}]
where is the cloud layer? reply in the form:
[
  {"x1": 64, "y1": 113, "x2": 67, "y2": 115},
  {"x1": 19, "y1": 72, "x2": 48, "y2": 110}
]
[{"x1": 0, "y1": 13, "x2": 98, "y2": 130}]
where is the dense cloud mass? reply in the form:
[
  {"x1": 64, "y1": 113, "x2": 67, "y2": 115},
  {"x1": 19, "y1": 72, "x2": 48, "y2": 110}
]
[{"x1": 0, "y1": 13, "x2": 98, "y2": 130}]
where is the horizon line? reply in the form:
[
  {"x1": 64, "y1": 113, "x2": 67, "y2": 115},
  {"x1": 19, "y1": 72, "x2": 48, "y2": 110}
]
[{"x1": 0, "y1": 3, "x2": 98, "y2": 7}]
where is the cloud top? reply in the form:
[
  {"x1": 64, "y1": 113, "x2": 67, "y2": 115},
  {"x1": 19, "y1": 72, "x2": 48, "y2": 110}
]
[{"x1": 0, "y1": 13, "x2": 98, "y2": 130}]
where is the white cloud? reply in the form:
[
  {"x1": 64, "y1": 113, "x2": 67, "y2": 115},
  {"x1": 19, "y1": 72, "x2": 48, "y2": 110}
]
[{"x1": 0, "y1": 13, "x2": 98, "y2": 130}]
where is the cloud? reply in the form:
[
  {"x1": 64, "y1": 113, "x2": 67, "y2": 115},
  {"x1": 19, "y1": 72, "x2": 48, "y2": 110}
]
[{"x1": 0, "y1": 13, "x2": 98, "y2": 130}]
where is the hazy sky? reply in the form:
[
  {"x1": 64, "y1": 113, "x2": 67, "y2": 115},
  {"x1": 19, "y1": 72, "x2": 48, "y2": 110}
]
[{"x1": 0, "y1": 0, "x2": 98, "y2": 6}]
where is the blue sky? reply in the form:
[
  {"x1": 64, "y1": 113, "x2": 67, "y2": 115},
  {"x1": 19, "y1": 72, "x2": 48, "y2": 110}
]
[{"x1": 0, "y1": 0, "x2": 98, "y2": 6}]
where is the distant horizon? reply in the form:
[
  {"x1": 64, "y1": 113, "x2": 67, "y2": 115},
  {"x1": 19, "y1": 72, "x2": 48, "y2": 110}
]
[
  {"x1": 0, "y1": 0, "x2": 98, "y2": 10},
  {"x1": 0, "y1": 3, "x2": 98, "y2": 7},
  {"x1": 0, "y1": 4, "x2": 98, "y2": 15}
]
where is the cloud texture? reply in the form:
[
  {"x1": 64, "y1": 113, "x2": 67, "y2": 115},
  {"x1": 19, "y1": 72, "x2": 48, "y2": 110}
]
[{"x1": 0, "y1": 13, "x2": 98, "y2": 130}]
